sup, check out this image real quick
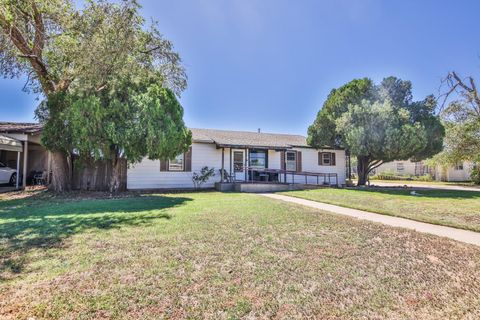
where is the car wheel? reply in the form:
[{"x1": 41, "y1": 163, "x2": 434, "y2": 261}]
[{"x1": 9, "y1": 173, "x2": 16, "y2": 186}]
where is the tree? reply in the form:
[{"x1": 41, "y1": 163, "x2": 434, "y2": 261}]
[
  {"x1": 336, "y1": 100, "x2": 428, "y2": 184},
  {"x1": 308, "y1": 77, "x2": 444, "y2": 185},
  {"x1": 431, "y1": 72, "x2": 480, "y2": 183},
  {"x1": 0, "y1": 0, "x2": 187, "y2": 191},
  {"x1": 42, "y1": 78, "x2": 191, "y2": 192}
]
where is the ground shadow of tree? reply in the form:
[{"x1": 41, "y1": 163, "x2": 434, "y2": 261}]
[{"x1": 0, "y1": 194, "x2": 192, "y2": 279}]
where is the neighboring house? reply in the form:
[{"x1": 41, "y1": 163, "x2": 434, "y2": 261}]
[
  {"x1": 127, "y1": 128, "x2": 346, "y2": 189},
  {"x1": 372, "y1": 159, "x2": 475, "y2": 182},
  {"x1": 433, "y1": 161, "x2": 474, "y2": 182},
  {"x1": 373, "y1": 160, "x2": 430, "y2": 177},
  {"x1": 0, "y1": 122, "x2": 49, "y2": 188}
]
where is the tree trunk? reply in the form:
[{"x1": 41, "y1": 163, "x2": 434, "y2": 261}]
[
  {"x1": 356, "y1": 156, "x2": 370, "y2": 186},
  {"x1": 109, "y1": 156, "x2": 127, "y2": 193},
  {"x1": 50, "y1": 151, "x2": 71, "y2": 192}
]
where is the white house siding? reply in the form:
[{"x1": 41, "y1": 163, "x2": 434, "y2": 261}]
[
  {"x1": 435, "y1": 161, "x2": 473, "y2": 182},
  {"x1": 127, "y1": 144, "x2": 346, "y2": 189},
  {"x1": 127, "y1": 142, "x2": 229, "y2": 189},
  {"x1": 374, "y1": 160, "x2": 427, "y2": 176},
  {"x1": 283, "y1": 148, "x2": 346, "y2": 185}
]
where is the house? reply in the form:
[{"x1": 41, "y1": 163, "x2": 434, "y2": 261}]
[
  {"x1": 373, "y1": 160, "x2": 430, "y2": 177},
  {"x1": 127, "y1": 128, "x2": 346, "y2": 190},
  {"x1": 0, "y1": 122, "x2": 50, "y2": 188},
  {"x1": 372, "y1": 159, "x2": 475, "y2": 182},
  {"x1": 433, "y1": 161, "x2": 474, "y2": 182}
]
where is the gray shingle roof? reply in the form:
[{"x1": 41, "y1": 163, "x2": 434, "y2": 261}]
[
  {"x1": 0, "y1": 122, "x2": 43, "y2": 134},
  {"x1": 191, "y1": 128, "x2": 309, "y2": 149}
]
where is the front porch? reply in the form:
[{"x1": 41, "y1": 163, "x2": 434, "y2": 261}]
[{"x1": 215, "y1": 144, "x2": 339, "y2": 193}]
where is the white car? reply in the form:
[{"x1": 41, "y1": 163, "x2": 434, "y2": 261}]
[{"x1": 0, "y1": 162, "x2": 17, "y2": 185}]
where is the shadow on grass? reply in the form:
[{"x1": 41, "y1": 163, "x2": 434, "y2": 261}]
[
  {"x1": 0, "y1": 195, "x2": 192, "y2": 279},
  {"x1": 345, "y1": 187, "x2": 480, "y2": 200}
]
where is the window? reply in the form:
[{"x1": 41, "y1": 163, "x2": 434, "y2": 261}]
[
  {"x1": 233, "y1": 151, "x2": 244, "y2": 172},
  {"x1": 396, "y1": 162, "x2": 404, "y2": 172},
  {"x1": 286, "y1": 151, "x2": 296, "y2": 171},
  {"x1": 454, "y1": 163, "x2": 464, "y2": 170},
  {"x1": 318, "y1": 152, "x2": 336, "y2": 166},
  {"x1": 168, "y1": 153, "x2": 184, "y2": 171},
  {"x1": 249, "y1": 150, "x2": 266, "y2": 168}
]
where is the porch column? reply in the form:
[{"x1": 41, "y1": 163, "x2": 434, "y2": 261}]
[
  {"x1": 244, "y1": 148, "x2": 248, "y2": 182},
  {"x1": 22, "y1": 140, "x2": 28, "y2": 190},
  {"x1": 46, "y1": 151, "x2": 52, "y2": 185},
  {"x1": 16, "y1": 151, "x2": 20, "y2": 189},
  {"x1": 221, "y1": 147, "x2": 225, "y2": 182},
  {"x1": 229, "y1": 148, "x2": 233, "y2": 181}
]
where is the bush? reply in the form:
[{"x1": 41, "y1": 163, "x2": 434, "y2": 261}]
[
  {"x1": 370, "y1": 173, "x2": 433, "y2": 182},
  {"x1": 192, "y1": 166, "x2": 215, "y2": 189},
  {"x1": 471, "y1": 167, "x2": 480, "y2": 185}
]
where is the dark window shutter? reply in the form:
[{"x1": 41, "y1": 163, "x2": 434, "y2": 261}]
[
  {"x1": 184, "y1": 146, "x2": 192, "y2": 172},
  {"x1": 331, "y1": 152, "x2": 336, "y2": 166},
  {"x1": 318, "y1": 152, "x2": 322, "y2": 166},
  {"x1": 296, "y1": 151, "x2": 302, "y2": 172},
  {"x1": 160, "y1": 160, "x2": 168, "y2": 171},
  {"x1": 280, "y1": 151, "x2": 286, "y2": 170}
]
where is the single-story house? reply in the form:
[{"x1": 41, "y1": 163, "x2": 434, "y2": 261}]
[
  {"x1": 373, "y1": 160, "x2": 430, "y2": 177},
  {"x1": 127, "y1": 128, "x2": 346, "y2": 190},
  {"x1": 372, "y1": 159, "x2": 475, "y2": 182},
  {"x1": 433, "y1": 161, "x2": 474, "y2": 182}
]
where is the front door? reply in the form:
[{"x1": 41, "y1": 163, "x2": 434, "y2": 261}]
[{"x1": 233, "y1": 150, "x2": 245, "y2": 181}]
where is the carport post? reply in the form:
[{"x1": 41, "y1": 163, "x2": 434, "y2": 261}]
[
  {"x1": 22, "y1": 140, "x2": 28, "y2": 190},
  {"x1": 16, "y1": 151, "x2": 20, "y2": 189}
]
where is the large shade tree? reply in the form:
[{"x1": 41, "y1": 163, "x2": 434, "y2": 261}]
[
  {"x1": 430, "y1": 71, "x2": 480, "y2": 183},
  {"x1": 0, "y1": 0, "x2": 188, "y2": 191},
  {"x1": 308, "y1": 77, "x2": 444, "y2": 185}
]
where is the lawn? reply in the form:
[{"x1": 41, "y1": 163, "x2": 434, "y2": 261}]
[
  {"x1": 1, "y1": 191, "x2": 480, "y2": 319},
  {"x1": 282, "y1": 188, "x2": 480, "y2": 232}
]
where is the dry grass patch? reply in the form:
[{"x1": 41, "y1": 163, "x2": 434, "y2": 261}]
[{"x1": 0, "y1": 191, "x2": 479, "y2": 319}]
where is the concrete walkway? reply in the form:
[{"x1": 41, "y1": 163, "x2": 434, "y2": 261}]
[{"x1": 261, "y1": 193, "x2": 480, "y2": 246}]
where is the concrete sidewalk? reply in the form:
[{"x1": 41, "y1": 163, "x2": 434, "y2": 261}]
[{"x1": 261, "y1": 193, "x2": 480, "y2": 246}]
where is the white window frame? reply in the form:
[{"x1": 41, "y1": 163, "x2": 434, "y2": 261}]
[
  {"x1": 322, "y1": 152, "x2": 331, "y2": 166},
  {"x1": 454, "y1": 163, "x2": 464, "y2": 171},
  {"x1": 168, "y1": 153, "x2": 184, "y2": 171},
  {"x1": 286, "y1": 151, "x2": 296, "y2": 171}
]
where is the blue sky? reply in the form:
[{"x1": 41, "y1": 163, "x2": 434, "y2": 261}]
[{"x1": 1, "y1": 0, "x2": 479, "y2": 135}]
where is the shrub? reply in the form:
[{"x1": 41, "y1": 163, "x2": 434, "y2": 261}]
[
  {"x1": 471, "y1": 166, "x2": 480, "y2": 185},
  {"x1": 192, "y1": 166, "x2": 215, "y2": 189}
]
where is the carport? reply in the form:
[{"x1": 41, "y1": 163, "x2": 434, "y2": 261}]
[{"x1": 0, "y1": 134, "x2": 22, "y2": 190}]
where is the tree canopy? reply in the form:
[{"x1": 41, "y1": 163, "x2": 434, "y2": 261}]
[{"x1": 308, "y1": 77, "x2": 444, "y2": 185}]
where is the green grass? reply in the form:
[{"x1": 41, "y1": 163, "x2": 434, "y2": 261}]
[
  {"x1": 369, "y1": 179, "x2": 478, "y2": 187},
  {"x1": 281, "y1": 188, "x2": 480, "y2": 232},
  {"x1": 1, "y1": 191, "x2": 480, "y2": 319}
]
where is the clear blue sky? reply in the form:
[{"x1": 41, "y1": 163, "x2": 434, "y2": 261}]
[{"x1": 1, "y1": 0, "x2": 479, "y2": 135}]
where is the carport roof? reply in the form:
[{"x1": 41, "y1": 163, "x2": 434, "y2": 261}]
[
  {"x1": 0, "y1": 122, "x2": 43, "y2": 134},
  {"x1": 0, "y1": 134, "x2": 22, "y2": 152}
]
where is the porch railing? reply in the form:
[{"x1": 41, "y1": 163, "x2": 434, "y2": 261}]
[{"x1": 239, "y1": 167, "x2": 338, "y2": 186}]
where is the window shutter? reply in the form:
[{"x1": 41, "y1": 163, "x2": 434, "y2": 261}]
[
  {"x1": 318, "y1": 152, "x2": 322, "y2": 166},
  {"x1": 331, "y1": 152, "x2": 336, "y2": 166},
  {"x1": 280, "y1": 151, "x2": 286, "y2": 170},
  {"x1": 296, "y1": 151, "x2": 302, "y2": 172},
  {"x1": 184, "y1": 146, "x2": 192, "y2": 172},
  {"x1": 160, "y1": 159, "x2": 168, "y2": 172}
]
